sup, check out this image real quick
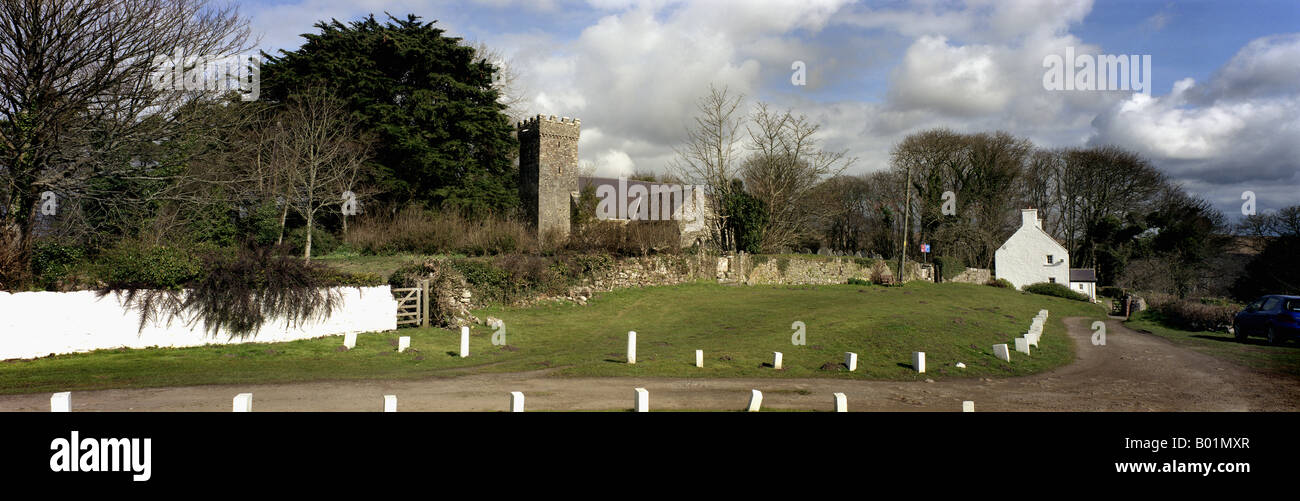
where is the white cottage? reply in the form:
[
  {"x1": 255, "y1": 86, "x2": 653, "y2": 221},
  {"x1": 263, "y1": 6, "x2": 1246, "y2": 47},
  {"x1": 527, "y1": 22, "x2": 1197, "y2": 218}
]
[{"x1": 994, "y1": 209, "x2": 1097, "y2": 301}]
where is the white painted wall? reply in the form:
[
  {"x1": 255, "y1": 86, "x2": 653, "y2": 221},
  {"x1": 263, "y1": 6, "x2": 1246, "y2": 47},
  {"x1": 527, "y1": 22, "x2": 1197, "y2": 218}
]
[
  {"x1": 0, "y1": 286, "x2": 397, "y2": 360},
  {"x1": 994, "y1": 209, "x2": 1070, "y2": 290},
  {"x1": 1073, "y1": 281, "x2": 1097, "y2": 301}
]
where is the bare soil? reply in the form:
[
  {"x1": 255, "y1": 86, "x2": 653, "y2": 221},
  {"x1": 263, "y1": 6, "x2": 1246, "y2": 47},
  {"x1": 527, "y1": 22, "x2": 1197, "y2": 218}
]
[{"x1": 3, "y1": 317, "x2": 1297, "y2": 412}]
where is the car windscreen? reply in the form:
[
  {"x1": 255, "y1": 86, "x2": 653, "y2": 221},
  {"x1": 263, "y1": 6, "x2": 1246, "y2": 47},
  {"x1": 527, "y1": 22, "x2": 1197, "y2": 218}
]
[{"x1": 1288, "y1": 300, "x2": 1300, "y2": 312}]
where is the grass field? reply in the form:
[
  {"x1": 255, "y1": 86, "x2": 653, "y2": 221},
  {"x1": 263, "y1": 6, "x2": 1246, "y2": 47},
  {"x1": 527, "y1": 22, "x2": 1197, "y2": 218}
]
[
  {"x1": 0, "y1": 281, "x2": 1105, "y2": 394},
  {"x1": 1125, "y1": 310, "x2": 1300, "y2": 377}
]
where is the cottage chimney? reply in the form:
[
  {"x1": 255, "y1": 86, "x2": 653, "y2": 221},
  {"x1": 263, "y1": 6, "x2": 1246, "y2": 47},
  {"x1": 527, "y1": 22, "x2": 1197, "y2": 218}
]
[{"x1": 1021, "y1": 209, "x2": 1040, "y2": 229}]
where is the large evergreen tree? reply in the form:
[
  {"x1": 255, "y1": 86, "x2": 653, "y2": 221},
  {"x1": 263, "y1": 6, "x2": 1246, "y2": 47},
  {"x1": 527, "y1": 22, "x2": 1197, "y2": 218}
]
[{"x1": 260, "y1": 14, "x2": 519, "y2": 214}]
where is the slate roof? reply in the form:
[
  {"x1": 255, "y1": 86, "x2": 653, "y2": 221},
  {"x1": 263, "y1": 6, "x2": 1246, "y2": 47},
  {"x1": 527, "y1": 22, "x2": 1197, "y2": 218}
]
[{"x1": 1069, "y1": 268, "x2": 1097, "y2": 282}]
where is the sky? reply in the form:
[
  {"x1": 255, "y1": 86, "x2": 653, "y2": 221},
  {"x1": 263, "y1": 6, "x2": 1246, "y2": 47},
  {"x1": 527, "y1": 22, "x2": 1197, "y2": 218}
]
[{"x1": 237, "y1": 0, "x2": 1300, "y2": 219}]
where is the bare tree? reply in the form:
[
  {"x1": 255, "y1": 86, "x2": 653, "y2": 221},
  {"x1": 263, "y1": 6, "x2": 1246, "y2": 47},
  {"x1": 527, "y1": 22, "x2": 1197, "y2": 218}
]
[
  {"x1": 742, "y1": 103, "x2": 854, "y2": 251},
  {"x1": 472, "y1": 41, "x2": 528, "y2": 124},
  {"x1": 669, "y1": 85, "x2": 746, "y2": 251},
  {"x1": 269, "y1": 90, "x2": 371, "y2": 262},
  {"x1": 0, "y1": 0, "x2": 252, "y2": 259}
]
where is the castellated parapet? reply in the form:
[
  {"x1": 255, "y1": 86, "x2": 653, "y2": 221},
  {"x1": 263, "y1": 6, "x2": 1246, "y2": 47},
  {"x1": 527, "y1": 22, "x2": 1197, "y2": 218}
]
[{"x1": 518, "y1": 115, "x2": 580, "y2": 240}]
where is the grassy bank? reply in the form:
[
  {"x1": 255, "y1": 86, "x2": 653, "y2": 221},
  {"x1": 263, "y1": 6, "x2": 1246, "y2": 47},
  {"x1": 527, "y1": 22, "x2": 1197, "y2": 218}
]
[
  {"x1": 1125, "y1": 310, "x2": 1300, "y2": 377},
  {"x1": 0, "y1": 281, "x2": 1105, "y2": 394}
]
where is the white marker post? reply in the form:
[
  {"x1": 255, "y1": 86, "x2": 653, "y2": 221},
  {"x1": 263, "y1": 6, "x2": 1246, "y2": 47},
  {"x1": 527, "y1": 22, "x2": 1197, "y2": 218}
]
[
  {"x1": 634, "y1": 388, "x2": 649, "y2": 412},
  {"x1": 747, "y1": 390, "x2": 763, "y2": 412},
  {"x1": 460, "y1": 326, "x2": 470, "y2": 358},
  {"x1": 844, "y1": 352, "x2": 858, "y2": 372},
  {"x1": 962, "y1": 401, "x2": 975, "y2": 412},
  {"x1": 384, "y1": 395, "x2": 397, "y2": 412},
  {"x1": 912, "y1": 351, "x2": 926, "y2": 373},
  {"x1": 833, "y1": 392, "x2": 847, "y2": 412},
  {"x1": 51, "y1": 392, "x2": 70, "y2": 412},
  {"x1": 772, "y1": 351, "x2": 783, "y2": 370},
  {"x1": 233, "y1": 393, "x2": 253, "y2": 412},
  {"x1": 695, "y1": 350, "x2": 703, "y2": 368},
  {"x1": 343, "y1": 332, "x2": 357, "y2": 349},
  {"x1": 627, "y1": 331, "x2": 636, "y2": 364},
  {"x1": 510, "y1": 391, "x2": 525, "y2": 412},
  {"x1": 398, "y1": 336, "x2": 410, "y2": 353},
  {"x1": 993, "y1": 344, "x2": 1011, "y2": 362},
  {"x1": 1015, "y1": 337, "x2": 1030, "y2": 355}
]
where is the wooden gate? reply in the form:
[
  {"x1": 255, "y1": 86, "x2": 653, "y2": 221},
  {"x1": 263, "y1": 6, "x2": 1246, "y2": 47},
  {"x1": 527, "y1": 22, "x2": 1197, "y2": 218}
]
[{"x1": 393, "y1": 280, "x2": 429, "y2": 328}]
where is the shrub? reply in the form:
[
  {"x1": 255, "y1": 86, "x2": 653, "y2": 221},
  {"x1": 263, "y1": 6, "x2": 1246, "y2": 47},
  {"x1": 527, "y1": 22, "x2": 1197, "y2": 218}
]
[
  {"x1": 0, "y1": 238, "x2": 26, "y2": 290},
  {"x1": 933, "y1": 255, "x2": 966, "y2": 281},
  {"x1": 987, "y1": 278, "x2": 1014, "y2": 289},
  {"x1": 847, "y1": 278, "x2": 871, "y2": 286},
  {"x1": 1146, "y1": 296, "x2": 1237, "y2": 332},
  {"x1": 314, "y1": 269, "x2": 385, "y2": 287},
  {"x1": 100, "y1": 244, "x2": 340, "y2": 338},
  {"x1": 287, "y1": 227, "x2": 341, "y2": 257},
  {"x1": 566, "y1": 220, "x2": 680, "y2": 256},
  {"x1": 776, "y1": 257, "x2": 790, "y2": 276},
  {"x1": 345, "y1": 205, "x2": 536, "y2": 256},
  {"x1": 30, "y1": 241, "x2": 86, "y2": 290},
  {"x1": 100, "y1": 242, "x2": 203, "y2": 290},
  {"x1": 1023, "y1": 282, "x2": 1090, "y2": 302}
]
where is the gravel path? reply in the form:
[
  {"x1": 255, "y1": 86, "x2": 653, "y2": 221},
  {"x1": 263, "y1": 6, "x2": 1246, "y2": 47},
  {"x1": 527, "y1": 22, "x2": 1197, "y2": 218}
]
[{"x1": 3, "y1": 317, "x2": 1297, "y2": 411}]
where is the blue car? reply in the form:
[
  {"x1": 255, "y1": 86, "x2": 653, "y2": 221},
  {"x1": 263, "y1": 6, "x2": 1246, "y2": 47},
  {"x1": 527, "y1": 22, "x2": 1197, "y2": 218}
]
[{"x1": 1233, "y1": 295, "x2": 1300, "y2": 345}]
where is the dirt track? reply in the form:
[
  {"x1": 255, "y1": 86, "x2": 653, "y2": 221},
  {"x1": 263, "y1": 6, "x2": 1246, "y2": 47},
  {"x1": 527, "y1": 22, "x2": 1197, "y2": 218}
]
[{"x1": 3, "y1": 317, "x2": 1298, "y2": 412}]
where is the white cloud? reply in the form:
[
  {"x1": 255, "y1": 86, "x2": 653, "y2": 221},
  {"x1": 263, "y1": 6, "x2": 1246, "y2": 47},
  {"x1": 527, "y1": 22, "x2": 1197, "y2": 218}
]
[
  {"x1": 1089, "y1": 33, "x2": 1300, "y2": 213},
  {"x1": 244, "y1": 0, "x2": 1299, "y2": 214}
]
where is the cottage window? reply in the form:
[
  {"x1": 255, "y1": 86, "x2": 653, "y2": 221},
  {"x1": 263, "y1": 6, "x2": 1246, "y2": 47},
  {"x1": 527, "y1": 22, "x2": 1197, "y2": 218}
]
[
  {"x1": 1045, "y1": 254, "x2": 1054, "y2": 264},
  {"x1": 1049, "y1": 277, "x2": 1056, "y2": 284}
]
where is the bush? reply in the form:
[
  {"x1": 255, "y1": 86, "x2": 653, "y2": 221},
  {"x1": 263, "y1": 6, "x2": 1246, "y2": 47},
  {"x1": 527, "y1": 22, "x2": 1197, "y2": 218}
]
[
  {"x1": 30, "y1": 241, "x2": 86, "y2": 290},
  {"x1": 0, "y1": 238, "x2": 26, "y2": 290},
  {"x1": 287, "y1": 227, "x2": 341, "y2": 257},
  {"x1": 345, "y1": 205, "x2": 536, "y2": 256},
  {"x1": 776, "y1": 257, "x2": 790, "y2": 276},
  {"x1": 101, "y1": 244, "x2": 341, "y2": 338},
  {"x1": 933, "y1": 255, "x2": 966, "y2": 281},
  {"x1": 987, "y1": 278, "x2": 1014, "y2": 289},
  {"x1": 566, "y1": 220, "x2": 681, "y2": 256},
  {"x1": 847, "y1": 278, "x2": 871, "y2": 286},
  {"x1": 1023, "y1": 282, "x2": 1090, "y2": 302},
  {"x1": 100, "y1": 242, "x2": 204, "y2": 290},
  {"x1": 1145, "y1": 296, "x2": 1238, "y2": 332}
]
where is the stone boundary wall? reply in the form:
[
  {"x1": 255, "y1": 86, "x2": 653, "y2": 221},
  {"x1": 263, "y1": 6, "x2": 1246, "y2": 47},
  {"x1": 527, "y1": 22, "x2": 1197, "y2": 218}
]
[
  {"x1": 0, "y1": 286, "x2": 398, "y2": 360},
  {"x1": 947, "y1": 267, "x2": 992, "y2": 284},
  {"x1": 558, "y1": 253, "x2": 717, "y2": 304},
  {"x1": 729, "y1": 254, "x2": 934, "y2": 286}
]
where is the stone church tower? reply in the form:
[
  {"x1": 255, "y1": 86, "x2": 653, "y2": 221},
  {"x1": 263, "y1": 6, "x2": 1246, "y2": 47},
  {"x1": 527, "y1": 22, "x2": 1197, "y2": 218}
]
[{"x1": 517, "y1": 115, "x2": 580, "y2": 239}]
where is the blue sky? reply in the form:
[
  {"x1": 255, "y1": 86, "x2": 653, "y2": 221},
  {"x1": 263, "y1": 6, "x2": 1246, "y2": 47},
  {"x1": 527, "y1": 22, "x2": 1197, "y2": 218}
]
[{"x1": 238, "y1": 0, "x2": 1300, "y2": 217}]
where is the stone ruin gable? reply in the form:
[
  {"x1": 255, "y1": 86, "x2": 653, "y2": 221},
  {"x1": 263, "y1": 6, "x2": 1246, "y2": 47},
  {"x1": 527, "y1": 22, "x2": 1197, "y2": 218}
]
[
  {"x1": 517, "y1": 115, "x2": 580, "y2": 239},
  {"x1": 575, "y1": 176, "x2": 715, "y2": 248}
]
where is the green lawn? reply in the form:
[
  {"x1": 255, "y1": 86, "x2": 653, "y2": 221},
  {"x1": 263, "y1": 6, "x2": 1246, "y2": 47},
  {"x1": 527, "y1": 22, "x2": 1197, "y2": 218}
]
[
  {"x1": 1125, "y1": 310, "x2": 1300, "y2": 377},
  {"x1": 0, "y1": 281, "x2": 1105, "y2": 394}
]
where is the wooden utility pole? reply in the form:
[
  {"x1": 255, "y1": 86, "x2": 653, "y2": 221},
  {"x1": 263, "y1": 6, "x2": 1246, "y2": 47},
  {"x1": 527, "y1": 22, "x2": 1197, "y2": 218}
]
[{"x1": 897, "y1": 162, "x2": 913, "y2": 285}]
